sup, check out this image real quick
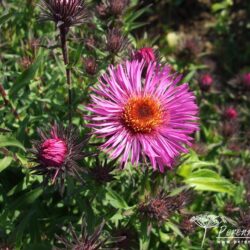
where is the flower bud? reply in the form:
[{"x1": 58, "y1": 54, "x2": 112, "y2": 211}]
[
  {"x1": 40, "y1": 138, "x2": 67, "y2": 167},
  {"x1": 242, "y1": 72, "x2": 250, "y2": 90},
  {"x1": 199, "y1": 73, "x2": 213, "y2": 91},
  {"x1": 84, "y1": 57, "x2": 97, "y2": 75},
  {"x1": 224, "y1": 107, "x2": 238, "y2": 120},
  {"x1": 109, "y1": 0, "x2": 129, "y2": 16},
  {"x1": 106, "y1": 28, "x2": 128, "y2": 54}
]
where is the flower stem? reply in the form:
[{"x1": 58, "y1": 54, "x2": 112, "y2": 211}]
[
  {"x1": 201, "y1": 227, "x2": 207, "y2": 247},
  {"x1": 60, "y1": 26, "x2": 72, "y2": 124}
]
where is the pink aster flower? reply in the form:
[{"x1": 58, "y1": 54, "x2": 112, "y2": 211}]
[{"x1": 86, "y1": 60, "x2": 199, "y2": 172}]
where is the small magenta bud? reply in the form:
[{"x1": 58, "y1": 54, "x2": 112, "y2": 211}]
[{"x1": 199, "y1": 73, "x2": 213, "y2": 91}]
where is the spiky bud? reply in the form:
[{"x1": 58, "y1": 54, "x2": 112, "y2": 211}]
[
  {"x1": 84, "y1": 57, "x2": 97, "y2": 75},
  {"x1": 106, "y1": 28, "x2": 129, "y2": 54},
  {"x1": 108, "y1": 0, "x2": 129, "y2": 16},
  {"x1": 232, "y1": 167, "x2": 249, "y2": 183},
  {"x1": 20, "y1": 57, "x2": 32, "y2": 70},
  {"x1": 138, "y1": 189, "x2": 192, "y2": 225},
  {"x1": 30, "y1": 123, "x2": 89, "y2": 191},
  {"x1": 56, "y1": 220, "x2": 125, "y2": 249},
  {"x1": 90, "y1": 159, "x2": 115, "y2": 184},
  {"x1": 179, "y1": 216, "x2": 196, "y2": 235},
  {"x1": 238, "y1": 211, "x2": 250, "y2": 230},
  {"x1": 39, "y1": 0, "x2": 88, "y2": 30},
  {"x1": 96, "y1": 2, "x2": 109, "y2": 19},
  {"x1": 221, "y1": 121, "x2": 237, "y2": 138},
  {"x1": 85, "y1": 36, "x2": 95, "y2": 50}
]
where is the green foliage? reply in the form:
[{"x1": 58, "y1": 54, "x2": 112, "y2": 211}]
[{"x1": 0, "y1": 0, "x2": 249, "y2": 249}]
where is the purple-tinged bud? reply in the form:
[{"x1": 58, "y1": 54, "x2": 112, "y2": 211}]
[
  {"x1": 106, "y1": 28, "x2": 129, "y2": 54},
  {"x1": 242, "y1": 72, "x2": 250, "y2": 90},
  {"x1": 232, "y1": 167, "x2": 249, "y2": 183},
  {"x1": 39, "y1": 0, "x2": 88, "y2": 29},
  {"x1": 138, "y1": 189, "x2": 192, "y2": 225},
  {"x1": 224, "y1": 202, "x2": 239, "y2": 215},
  {"x1": 20, "y1": 56, "x2": 32, "y2": 70},
  {"x1": 96, "y1": 2, "x2": 109, "y2": 19},
  {"x1": 221, "y1": 121, "x2": 237, "y2": 138},
  {"x1": 199, "y1": 73, "x2": 213, "y2": 91},
  {"x1": 132, "y1": 47, "x2": 156, "y2": 66},
  {"x1": 224, "y1": 107, "x2": 238, "y2": 120},
  {"x1": 108, "y1": 0, "x2": 129, "y2": 16},
  {"x1": 84, "y1": 57, "x2": 97, "y2": 75},
  {"x1": 85, "y1": 36, "x2": 95, "y2": 51},
  {"x1": 179, "y1": 216, "x2": 196, "y2": 235},
  {"x1": 56, "y1": 220, "x2": 125, "y2": 249},
  {"x1": 30, "y1": 123, "x2": 89, "y2": 191},
  {"x1": 90, "y1": 159, "x2": 115, "y2": 184},
  {"x1": 40, "y1": 138, "x2": 67, "y2": 167},
  {"x1": 131, "y1": 47, "x2": 158, "y2": 77}
]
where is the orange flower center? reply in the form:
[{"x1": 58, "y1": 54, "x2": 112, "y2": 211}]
[{"x1": 122, "y1": 96, "x2": 163, "y2": 133}]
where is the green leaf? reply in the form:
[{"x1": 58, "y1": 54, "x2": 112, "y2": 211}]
[
  {"x1": 165, "y1": 221, "x2": 184, "y2": 238},
  {"x1": 178, "y1": 156, "x2": 235, "y2": 195},
  {"x1": 184, "y1": 177, "x2": 235, "y2": 195},
  {"x1": 187, "y1": 169, "x2": 221, "y2": 179},
  {"x1": 9, "y1": 51, "x2": 45, "y2": 98},
  {"x1": 0, "y1": 135, "x2": 25, "y2": 151},
  {"x1": 106, "y1": 188, "x2": 128, "y2": 209},
  {"x1": 0, "y1": 156, "x2": 12, "y2": 172},
  {"x1": 8, "y1": 187, "x2": 43, "y2": 210},
  {"x1": 182, "y1": 70, "x2": 196, "y2": 83},
  {"x1": 0, "y1": 12, "x2": 12, "y2": 26}
]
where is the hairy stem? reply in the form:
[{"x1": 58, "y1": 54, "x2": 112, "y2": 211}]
[{"x1": 60, "y1": 26, "x2": 72, "y2": 124}]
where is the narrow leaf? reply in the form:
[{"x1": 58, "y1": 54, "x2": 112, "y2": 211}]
[
  {"x1": 0, "y1": 135, "x2": 25, "y2": 151},
  {"x1": 0, "y1": 156, "x2": 12, "y2": 172}
]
